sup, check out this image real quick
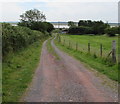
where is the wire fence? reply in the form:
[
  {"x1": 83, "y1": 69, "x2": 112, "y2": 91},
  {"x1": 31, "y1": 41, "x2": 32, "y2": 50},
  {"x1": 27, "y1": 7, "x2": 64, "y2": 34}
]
[{"x1": 57, "y1": 34, "x2": 117, "y2": 64}]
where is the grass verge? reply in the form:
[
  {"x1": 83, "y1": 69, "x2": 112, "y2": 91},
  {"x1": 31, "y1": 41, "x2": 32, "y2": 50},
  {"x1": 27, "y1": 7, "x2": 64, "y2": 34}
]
[
  {"x1": 55, "y1": 39, "x2": 118, "y2": 82},
  {"x1": 2, "y1": 39, "x2": 46, "y2": 102}
]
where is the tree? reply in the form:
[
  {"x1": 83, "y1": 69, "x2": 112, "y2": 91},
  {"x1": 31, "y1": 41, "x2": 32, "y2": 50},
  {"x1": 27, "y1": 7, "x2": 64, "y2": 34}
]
[
  {"x1": 20, "y1": 9, "x2": 46, "y2": 22},
  {"x1": 68, "y1": 26, "x2": 93, "y2": 35},
  {"x1": 18, "y1": 9, "x2": 46, "y2": 30},
  {"x1": 105, "y1": 27, "x2": 118, "y2": 36},
  {"x1": 78, "y1": 20, "x2": 88, "y2": 26},
  {"x1": 28, "y1": 21, "x2": 54, "y2": 33},
  {"x1": 43, "y1": 22, "x2": 54, "y2": 33},
  {"x1": 68, "y1": 21, "x2": 75, "y2": 27},
  {"x1": 18, "y1": 9, "x2": 54, "y2": 33},
  {"x1": 78, "y1": 20, "x2": 109, "y2": 34},
  {"x1": 29, "y1": 21, "x2": 46, "y2": 32}
]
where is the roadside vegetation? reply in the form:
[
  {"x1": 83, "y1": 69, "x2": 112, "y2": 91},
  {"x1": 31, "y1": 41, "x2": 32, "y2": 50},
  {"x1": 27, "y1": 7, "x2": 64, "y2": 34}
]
[
  {"x1": 55, "y1": 34, "x2": 119, "y2": 82},
  {"x1": 2, "y1": 23, "x2": 49, "y2": 102},
  {"x1": 2, "y1": 9, "x2": 54, "y2": 102},
  {"x1": 2, "y1": 23, "x2": 49, "y2": 58},
  {"x1": 3, "y1": 40, "x2": 46, "y2": 102}
]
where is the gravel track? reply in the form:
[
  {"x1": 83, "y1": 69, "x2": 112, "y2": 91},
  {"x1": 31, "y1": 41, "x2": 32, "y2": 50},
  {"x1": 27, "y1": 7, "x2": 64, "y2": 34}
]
[{"x1": 22, "y1": 38, "x2": 118, "y2": 102}]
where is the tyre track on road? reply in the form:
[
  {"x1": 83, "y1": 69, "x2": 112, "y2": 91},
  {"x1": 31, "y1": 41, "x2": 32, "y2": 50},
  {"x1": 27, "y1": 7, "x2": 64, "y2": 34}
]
[{"x1": 22, "y1": 37, "x2": 118, "y2": 102}]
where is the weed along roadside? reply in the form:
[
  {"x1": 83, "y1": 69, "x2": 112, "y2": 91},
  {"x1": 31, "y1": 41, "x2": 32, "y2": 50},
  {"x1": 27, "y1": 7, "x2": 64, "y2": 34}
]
[
  {"x1": 2, "y1": 24, "x2": 50, "y2": 102},
  {"x1": 2, "y1": 8, "x2": 54, "y2": 102},
  {"x1": 3, "y1": 38, "x2": 48, "y2": 102},
  {"x1": 55, "y1": 34, "x2": 118, "y2": 82},
  {"x1": 2, "y1": 22, "x2": 51, "y2": 102}
]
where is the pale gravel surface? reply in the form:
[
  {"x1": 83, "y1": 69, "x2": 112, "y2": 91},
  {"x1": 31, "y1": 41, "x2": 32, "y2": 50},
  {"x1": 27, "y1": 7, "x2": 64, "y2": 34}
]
[{"x1": 22, "y1": 37, "x2": 118, "y2": 102}]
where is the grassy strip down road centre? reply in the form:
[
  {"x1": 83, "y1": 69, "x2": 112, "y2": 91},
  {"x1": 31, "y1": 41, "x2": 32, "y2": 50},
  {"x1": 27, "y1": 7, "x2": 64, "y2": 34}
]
[{"x1": 47, "y1": 37, "x2": 59, "y2": 60}]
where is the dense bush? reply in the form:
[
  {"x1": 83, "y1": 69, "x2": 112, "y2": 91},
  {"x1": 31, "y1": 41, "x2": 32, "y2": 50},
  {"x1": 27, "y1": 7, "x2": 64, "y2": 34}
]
[
  {"x1": 18, "y1": 21, "x2": 54, "y2": 33},
  {"x1": 68, "y1": 21, "x2": 75, "y2": 27},
  {"x1": 68, "y1": 26, "x2": 93, "y2": 35},
  {"x1": 52, "y1": 29, "x2": 62, "y2": 33},
  {"x1": 2, "y1": 23, "x2": 49, "y2": 57},
  {"x1": 43, "y1": 22, "x2": 54, "y2": 33},
  {"x1": 105, "y1": 27, "x2": 119, "y2": 36},
  {"x1": 92, "y1": 23, "x2": 108, "y2": 34}
]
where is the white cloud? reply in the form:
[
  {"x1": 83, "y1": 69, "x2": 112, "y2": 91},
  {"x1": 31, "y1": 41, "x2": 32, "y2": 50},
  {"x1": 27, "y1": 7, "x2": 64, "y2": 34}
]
[
  {"x1": 0, "y1": 1, "x2": 118, "y2": 22},
  {"x1": 0, "y1": 2, "x2": 24, "y2": 21},
  {"x1": 43, "y1": 2, "x2": 118, "y2": 22}
]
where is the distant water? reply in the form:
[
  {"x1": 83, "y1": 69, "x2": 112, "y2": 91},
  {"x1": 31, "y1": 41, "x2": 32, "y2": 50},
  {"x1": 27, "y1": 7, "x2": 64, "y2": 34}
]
[{"x1": 53, "y1": 25, "x2": 69, "y2": 28}]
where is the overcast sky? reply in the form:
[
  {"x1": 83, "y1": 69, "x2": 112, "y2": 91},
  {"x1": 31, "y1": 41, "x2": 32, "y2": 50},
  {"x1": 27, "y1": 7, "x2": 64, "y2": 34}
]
[{"x1": 0, "y1": 0, "x2": 119, "y2": 23}]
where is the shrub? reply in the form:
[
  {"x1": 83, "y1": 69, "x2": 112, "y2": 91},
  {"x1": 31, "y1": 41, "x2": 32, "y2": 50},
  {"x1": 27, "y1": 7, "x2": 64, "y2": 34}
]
[
  {"x1": 52, "y1": 29, "x2": 61, "y2": 33},
  {"x1": 2, "y1": 23, "x2": 49, "y2": 57},
  {"x1": 68, "y1": 26, "x2": 93, "y2": 35},
  {"x1": 18, "y1": 21, "x2": 54, "y2": 33},
  {"x1": 77, "y1": 20, "x2": 109, "y2": 35},
  {"x1": 105, "y1": 27, "x2": 118, "y2": 36},
  {"x1": 43, "y1": 22, "x2": 54, "y2": 33}
]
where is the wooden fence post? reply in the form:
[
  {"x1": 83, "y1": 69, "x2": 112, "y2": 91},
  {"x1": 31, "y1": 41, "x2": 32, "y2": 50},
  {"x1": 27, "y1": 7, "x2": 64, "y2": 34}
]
[
  {"x1": 88, "y1": 43, "x2": 90, "y2": 53},
  {"x1": 112, "y1": 40, "x2": 116, "y2": 63},
  {"x1": 76, "y1": 42, "x2": 78, "y2": 51},
  {"x1": 100, "y1": 44, "x2": 102, "y2": 57}
]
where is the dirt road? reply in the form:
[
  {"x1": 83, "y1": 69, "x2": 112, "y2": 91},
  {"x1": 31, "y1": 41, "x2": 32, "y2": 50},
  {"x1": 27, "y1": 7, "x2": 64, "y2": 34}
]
[{"x1": 22, "y1": 37, "x2": 118, "y2": 102}]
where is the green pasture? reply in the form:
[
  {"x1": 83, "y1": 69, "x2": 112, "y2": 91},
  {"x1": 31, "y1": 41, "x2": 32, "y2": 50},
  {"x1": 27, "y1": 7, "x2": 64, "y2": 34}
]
[{"x1": 59, "y1": 34, "x2": 119, "y2": 59}]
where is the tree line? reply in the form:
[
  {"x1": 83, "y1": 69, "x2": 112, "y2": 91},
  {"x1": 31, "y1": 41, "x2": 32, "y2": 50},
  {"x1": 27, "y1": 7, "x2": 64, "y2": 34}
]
[{"x1": 68, "y1": 20, "x2": 119, "y2": 36}]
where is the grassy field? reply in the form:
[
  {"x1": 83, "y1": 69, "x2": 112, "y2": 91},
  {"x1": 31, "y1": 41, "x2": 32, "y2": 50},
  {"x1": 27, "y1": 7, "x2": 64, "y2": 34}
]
[
  {"x1": 55, "y1": 34, "x2": 119, "y2": 82},
  {"x1": 59, "y1": 34, "x2": 119, "y2": 58},
  {"x1": 2, "y1": 39, "x2": 46, "y2": 102}
]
